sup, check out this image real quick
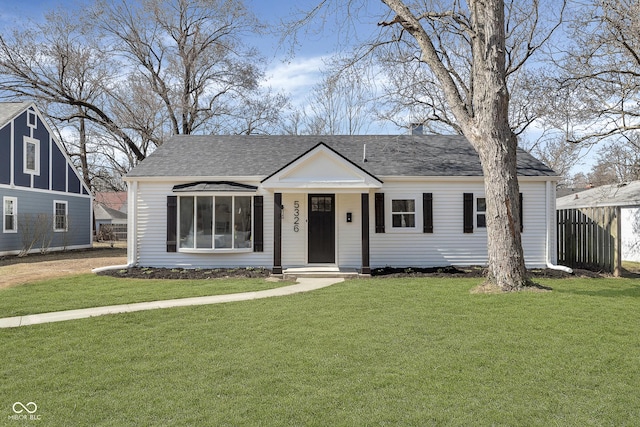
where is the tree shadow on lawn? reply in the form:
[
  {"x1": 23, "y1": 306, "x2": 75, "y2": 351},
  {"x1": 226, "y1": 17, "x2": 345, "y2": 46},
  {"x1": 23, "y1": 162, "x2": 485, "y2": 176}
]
[{"x1": 553, "y1": 269, "x2": 640, "y2": 298}]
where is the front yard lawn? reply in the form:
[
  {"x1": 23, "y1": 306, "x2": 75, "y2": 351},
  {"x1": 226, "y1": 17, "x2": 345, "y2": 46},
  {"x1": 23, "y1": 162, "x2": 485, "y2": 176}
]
[
  {"x1": 0, "y1": 274, "x2": 285, "y2": 317},
  {"x1": 2, "y1": 277, "x2": 639, "y2": 426}
]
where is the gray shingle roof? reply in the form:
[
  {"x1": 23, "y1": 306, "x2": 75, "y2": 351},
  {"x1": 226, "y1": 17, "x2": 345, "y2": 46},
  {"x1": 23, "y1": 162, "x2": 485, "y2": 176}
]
[
  {"x1": 126, "y1": 134, "x2": 557, "y2": 179},
  {"x1": 0, "y1": 102, "x2": 32, "y2": 127}
]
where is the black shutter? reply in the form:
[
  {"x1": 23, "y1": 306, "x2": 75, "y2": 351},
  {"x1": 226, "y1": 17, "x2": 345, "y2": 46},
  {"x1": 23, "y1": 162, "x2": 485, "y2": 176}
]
[
  {"x1": 253, "y1": 196, "x2": 264, "y2": 252},
  {"x1": 423, "y1": 193, "x2": 433, "y2": 233},
  {"x1": 361, "y1": 193, "x2": 370, "y2": 274},
  {"x1": 374, "y1": 193, "x2": 385, "y2": 233},
  {"x1": 463, "y1": 193, "x2": 474, "y2": 233},
  {"x1": 273, "y1": 193, "x2": 282, "y2": 274},
  {"x1": 519, "y1": 192, "x2": 523, "y2": 232},
  {"x1": 166, "y1": 196, "x2": 177, "y2": 252}
]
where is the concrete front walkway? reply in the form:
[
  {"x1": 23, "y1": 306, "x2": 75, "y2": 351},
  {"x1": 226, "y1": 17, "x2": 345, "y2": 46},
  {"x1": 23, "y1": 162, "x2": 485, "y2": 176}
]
[{"x1": 0, "y1": 277, "x2": 343, "y2": 329}]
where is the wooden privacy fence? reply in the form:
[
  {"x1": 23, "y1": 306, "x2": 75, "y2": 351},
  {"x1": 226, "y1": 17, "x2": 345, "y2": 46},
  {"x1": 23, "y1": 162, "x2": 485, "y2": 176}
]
[{"x1": 557, "y1": 207, "x2": 622, "y2": 276}]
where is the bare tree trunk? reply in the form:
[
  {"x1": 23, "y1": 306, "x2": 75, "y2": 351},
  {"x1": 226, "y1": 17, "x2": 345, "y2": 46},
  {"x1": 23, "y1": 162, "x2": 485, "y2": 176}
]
[
  {"x1": 78, "y1": 115, "x2": 91, "y2": 189},
  {"x1": 472, "y1": 132, "x2": 529, "y2": 290},
  {"x1": 468, "y1": 0, "x2": 529, "y2": 290}
]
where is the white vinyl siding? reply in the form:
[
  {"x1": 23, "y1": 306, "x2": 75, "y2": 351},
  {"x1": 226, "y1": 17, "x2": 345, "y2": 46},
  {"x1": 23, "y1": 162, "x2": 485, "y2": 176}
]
[
  {"x1": 134, "y1": 181, "x2": 272, "y2": 268},
  {"x1": 281, "y1": 193, "x2": 307, "y2": 267},
  {"x1": 336, "y1": 193, "x2": 361, "y2": 268},
  {"x1": 131, "y1": 179, "x2": 551, "y2": 270},
  {"x1": 370, "y1": 180, "x2": 549, "y2": 268}
]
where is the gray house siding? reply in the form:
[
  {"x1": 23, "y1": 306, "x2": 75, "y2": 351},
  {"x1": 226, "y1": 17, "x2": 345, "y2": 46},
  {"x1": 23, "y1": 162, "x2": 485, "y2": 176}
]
[{"x1": 0, "y1": 103, "x2": 92, "y2": 255}]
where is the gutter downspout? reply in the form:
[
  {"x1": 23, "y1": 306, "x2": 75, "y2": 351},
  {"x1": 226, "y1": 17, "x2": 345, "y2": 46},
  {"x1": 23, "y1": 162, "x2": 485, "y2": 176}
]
[{"x1": 545, "y1": 180, "x2": 573, "y2": 273}]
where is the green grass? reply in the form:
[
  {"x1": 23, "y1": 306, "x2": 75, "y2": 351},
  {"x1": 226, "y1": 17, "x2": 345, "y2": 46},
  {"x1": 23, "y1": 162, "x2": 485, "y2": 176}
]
[
  {"x1": 0, "y1": 274, "x2": 284, "y2": 317},
  {"x1": 2, "y1": 277, "x2": 640, "y2": 426}
]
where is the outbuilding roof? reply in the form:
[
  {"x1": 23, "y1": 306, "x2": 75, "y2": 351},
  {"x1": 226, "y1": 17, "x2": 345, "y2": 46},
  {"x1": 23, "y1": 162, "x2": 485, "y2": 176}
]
[
  {"x1": 556, "y1": 181, "x2": 640, "y2": 209},
  {"x1": 126, "y1": 134, "x2": 557, "y2": 179}
]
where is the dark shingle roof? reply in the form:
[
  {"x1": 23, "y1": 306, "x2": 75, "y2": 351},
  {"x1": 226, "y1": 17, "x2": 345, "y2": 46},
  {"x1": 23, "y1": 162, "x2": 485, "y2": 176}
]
[{"x1": 126, "y1": 135, "x2": 556, "y2": 179}]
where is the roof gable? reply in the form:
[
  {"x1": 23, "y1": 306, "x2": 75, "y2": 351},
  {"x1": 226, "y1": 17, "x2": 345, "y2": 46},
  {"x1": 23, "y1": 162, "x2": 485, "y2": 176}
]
[
  {"x1": 0, "y1": 102, "x2": 92, "y2": 196},
  {"x1": 261, "y1": 143, "x2": 382, "y2": 189}
]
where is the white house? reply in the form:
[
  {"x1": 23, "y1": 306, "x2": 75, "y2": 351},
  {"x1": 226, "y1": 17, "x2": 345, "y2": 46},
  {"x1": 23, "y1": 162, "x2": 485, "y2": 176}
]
[
  {"x1": 557, "y1": 181, "x2": 640, "y2": 262},
  {"x1": 124, "y1": 135, "x2": 560, "y2": 274}
]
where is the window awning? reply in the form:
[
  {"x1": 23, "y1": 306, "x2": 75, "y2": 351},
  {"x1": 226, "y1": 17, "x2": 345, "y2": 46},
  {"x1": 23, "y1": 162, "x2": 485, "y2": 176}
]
[{"x1": 172, "y1": 181, "x2": 258, "y2": 193}]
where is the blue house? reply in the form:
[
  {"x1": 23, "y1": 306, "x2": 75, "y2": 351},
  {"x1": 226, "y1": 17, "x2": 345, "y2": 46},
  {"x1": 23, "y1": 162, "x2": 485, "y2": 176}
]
[{"x1": 0, "y1": 102, "x2": 92, "y2": 255}]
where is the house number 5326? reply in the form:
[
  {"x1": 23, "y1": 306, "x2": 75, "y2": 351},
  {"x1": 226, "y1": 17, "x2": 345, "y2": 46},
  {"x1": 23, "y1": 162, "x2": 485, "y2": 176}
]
[{"x1": 293, "y1": 201, "x2": 300, "y2": 232}]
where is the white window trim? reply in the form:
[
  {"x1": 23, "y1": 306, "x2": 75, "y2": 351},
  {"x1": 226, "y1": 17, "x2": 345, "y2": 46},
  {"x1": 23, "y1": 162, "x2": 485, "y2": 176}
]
[
  {"x1": 3, "y1": 196, "x2": 18, "y2": 233},
  {"x1": 177, "y1": 194, "x2": 254, "y2": 253},
  {"x1": 387, "y1": 195, "x2": 421, "y2": 233},
  {"x1": 476, "y1": 196, "x2": 487, "y2": 230},
  {"x1": 53, "y1": 200, "x2": 68, "y2": 232},
  {"x1": 27, "y1": 110, "x2": 37, "y2": 128},
  {"x1": 23, "y1": 136, "x2": 40, "y2": 176}
]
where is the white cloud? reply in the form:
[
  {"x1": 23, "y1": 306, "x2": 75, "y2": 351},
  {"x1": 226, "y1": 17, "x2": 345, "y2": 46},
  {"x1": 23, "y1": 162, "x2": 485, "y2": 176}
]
[{"x1": 262, "y1": 56, "x2": 328, "y2": 104}]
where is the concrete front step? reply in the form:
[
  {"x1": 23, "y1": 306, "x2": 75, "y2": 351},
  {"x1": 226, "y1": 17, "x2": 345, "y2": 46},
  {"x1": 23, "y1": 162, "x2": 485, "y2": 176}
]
[{"x1": 280, "y1": 267, "x2": 368, "y2": 279}]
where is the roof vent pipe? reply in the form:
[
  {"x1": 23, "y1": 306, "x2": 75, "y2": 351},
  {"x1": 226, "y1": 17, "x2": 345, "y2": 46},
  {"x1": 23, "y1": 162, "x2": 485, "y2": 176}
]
[{"x1": 363, "y1": 144, "x2": 368, "y2": 162}]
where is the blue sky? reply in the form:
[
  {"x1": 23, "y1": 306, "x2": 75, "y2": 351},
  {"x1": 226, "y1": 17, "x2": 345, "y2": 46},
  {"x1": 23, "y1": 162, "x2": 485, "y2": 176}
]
[
  {"x1": 0, "y1": 0, "x2": 384, "y2": 117},
  {"x1": 0, "y1": 0, "x2": 597, "y2": 173}
]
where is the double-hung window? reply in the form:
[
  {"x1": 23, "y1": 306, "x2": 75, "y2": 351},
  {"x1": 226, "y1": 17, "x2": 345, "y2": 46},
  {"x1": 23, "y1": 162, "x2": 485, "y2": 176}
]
[
  {"x1": 391, "y1": 199, "x2": 416, "y2": 228},
  {"x1": 179, "y1": 195, "x2": 252, "y2": 250},
  {"x1": 23, "y1": 137, "x2": 40, "y2": 175},
  {"x1": 476, "y1": 197, "x2": 487, "y2": 228},
  {"x1": 3, "y1": 197, "x2": 17, "y2": 233},
  {"x1": 54, "y1": 201, "x2": 68, "y2": 232}
]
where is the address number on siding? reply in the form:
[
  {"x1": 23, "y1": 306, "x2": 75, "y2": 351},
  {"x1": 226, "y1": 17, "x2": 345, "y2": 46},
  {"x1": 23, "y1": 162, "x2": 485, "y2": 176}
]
[{"x1": 293, "y1": 201, "x2": 300, "y2": 232}]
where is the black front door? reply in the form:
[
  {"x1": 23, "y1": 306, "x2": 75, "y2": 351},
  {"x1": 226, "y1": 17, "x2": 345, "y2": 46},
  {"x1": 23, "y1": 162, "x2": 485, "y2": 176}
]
[{"x1": 308, "y1": 194, "x2": 335, "y2": 263}]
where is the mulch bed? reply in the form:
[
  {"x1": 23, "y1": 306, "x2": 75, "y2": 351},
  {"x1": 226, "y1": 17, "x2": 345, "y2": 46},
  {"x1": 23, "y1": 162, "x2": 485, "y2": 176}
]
[
  {"x1": 98, "y1": 265, "x2": 607, "y2": 280},
  {"x1": 97, "y1": 267, "x2": 272, "y2": 280}
]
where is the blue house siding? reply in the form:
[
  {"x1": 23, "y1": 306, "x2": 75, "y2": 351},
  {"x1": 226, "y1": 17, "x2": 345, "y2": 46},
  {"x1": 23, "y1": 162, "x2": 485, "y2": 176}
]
[
  {"x1": 52, "y1": 147, "x2": 66, "y2": 192},
  {"x1": 33, "y1": 121, "x2": 50, "y2": 190},
  {"x1": 0, "y1": 125, "x2": 10, "y2": 185},
  {"x1": 12, "y1": 114, "x2": 30, "y2": 188},
  {"x1": 68, "y1": 164, "x2": 81, "y2": 194},
  {"x1": 0, "y1": 188, "x2": 91, "y2": 254},
  {"x1": 0, "y1": 103, "x2": 93, "y2": 255}
]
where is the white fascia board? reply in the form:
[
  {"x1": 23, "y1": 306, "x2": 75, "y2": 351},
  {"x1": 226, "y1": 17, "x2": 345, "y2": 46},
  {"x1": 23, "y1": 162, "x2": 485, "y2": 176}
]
[
  {"x1": 122, "y1": 175, "x2": 264, "y2": 183},
  {"x1": 380, "y1": 175, "x2": 559, "y2": 183}
]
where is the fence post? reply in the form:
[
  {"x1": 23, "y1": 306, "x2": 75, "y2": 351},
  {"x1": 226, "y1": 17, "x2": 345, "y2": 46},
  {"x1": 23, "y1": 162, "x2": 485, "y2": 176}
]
[{"x1": 613, "y1": 207, "x2": 622, "y2": 277}]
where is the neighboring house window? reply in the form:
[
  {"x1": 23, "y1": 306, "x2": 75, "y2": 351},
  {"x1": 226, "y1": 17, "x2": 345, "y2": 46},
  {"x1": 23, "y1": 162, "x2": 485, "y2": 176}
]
[
  {"x1": 3, "y1": 197, "x2": 17, "y2": 233},
  {"x1": 476, "y1": 197, "x2": 487, "y2": 228},
  {"x1": 391, "y1": 199, "x2": 416, "y2": 228},
  {"x1": 54, "y1": 201, "x2": 68, "y2": 232},
  {"x1": 179, "y1": 195, "x2": 252, "y2": 250},
  {"x1": 27, "y1": 110, "x2": 37, "y2": 128},
  {"x1": 23, "y1": 137, "x2": 40, "y2": 175}
]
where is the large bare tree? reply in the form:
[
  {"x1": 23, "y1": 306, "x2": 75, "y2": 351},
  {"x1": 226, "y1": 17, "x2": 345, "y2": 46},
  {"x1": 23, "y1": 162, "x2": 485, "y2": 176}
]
[
  {"x1": 376, "y1": 0, "x2": 564, "y2": 290},
  {"x1": 0, "y1": 0, "x2": 287, "y2": 189}
]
